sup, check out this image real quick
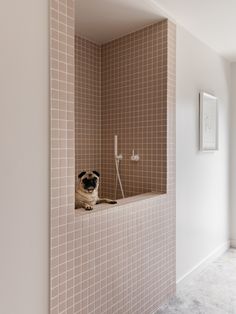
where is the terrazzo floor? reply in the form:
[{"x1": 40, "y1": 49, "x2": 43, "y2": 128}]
[{"x1": 156, "y1": 249, "x2": 236, "y2": 314}]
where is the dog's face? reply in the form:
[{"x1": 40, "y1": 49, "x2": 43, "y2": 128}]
[{"x1": 78, "y1": 171, "x2": 100, "y2": 194}]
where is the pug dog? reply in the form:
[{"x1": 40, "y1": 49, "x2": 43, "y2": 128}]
[{"x1": 75, "y1": 170, "x2": 117, "y2": 210}]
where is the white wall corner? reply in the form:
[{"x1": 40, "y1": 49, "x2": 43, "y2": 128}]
[
  {"x1": 230, "y1": 239, "x2": 236, "y2": 248},
  {"x1": 230, "y1": 63, "x2": 236, "y2": 246},
  {"x1": 176, "y1": 241, "x2": 230, "y2": 289}
]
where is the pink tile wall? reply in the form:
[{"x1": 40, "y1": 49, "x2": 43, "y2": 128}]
[
  {"x1": 50, "y1": 0, "x2": 75, "y2": 313},
  {"x1": 75, "y1": 36, "x2": 101, "y2": 179},
  {"x1": 101, "y1": 22, "x2": 167, "y2": 199},
  {"x1": 75, "y1": 22, "x2": 168, "y2": 200},
  {"x1": 74, "y1": 193, "x2": 175, "y2": 313},
  {"x1": 50, "y1": 0, "x2": 176, "y2": 312}
]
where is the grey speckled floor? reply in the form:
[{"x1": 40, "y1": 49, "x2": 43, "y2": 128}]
[{"x1": 156, "y1": 249, "x2": 236, "y2": 314}]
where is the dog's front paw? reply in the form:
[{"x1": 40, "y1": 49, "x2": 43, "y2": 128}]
[
  {"x1": 84, "y1": 204, "x2": 93, "y2": 211},
  {"x1": 109, "y1": 200, "x2": 117, "y2": 204}
]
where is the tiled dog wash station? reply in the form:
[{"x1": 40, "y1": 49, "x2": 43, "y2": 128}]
[
  {"x1": 50, "y1": 0, "x2": 176, "y2": 313},
  {"x1": 75, "y1": 22, "x2": 170, "y2": 199}
]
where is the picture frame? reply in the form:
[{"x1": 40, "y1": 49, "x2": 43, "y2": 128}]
[{"x1": 199, "y1": 91, "x2": 218, "y2": 151}]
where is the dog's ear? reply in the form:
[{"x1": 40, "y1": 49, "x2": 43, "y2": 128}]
[
  {"x1": 92, "y1": 170, "x2": 100, "y2": 177},
  {"x1": 78, "y1": 171, "x2": 86, "y2": 179}
]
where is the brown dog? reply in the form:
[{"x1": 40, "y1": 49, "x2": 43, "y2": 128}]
[{"x1": 75, "y1": 170, "x2": 117, "y2": 210}]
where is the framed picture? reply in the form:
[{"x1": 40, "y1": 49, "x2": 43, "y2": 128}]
[{"x1": 199, "y1": 91, "x2": 218, "y2": 151}]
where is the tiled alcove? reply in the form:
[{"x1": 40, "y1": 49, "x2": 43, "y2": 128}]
[
  {"x1": 75, "y1": 21, "x2": 168, "y2": 199},
  {"x1": 50, "y1": 0, "x2": 176, "y2": 313}
]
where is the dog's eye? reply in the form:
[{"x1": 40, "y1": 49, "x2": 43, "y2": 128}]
[{"x1": 82, "y1": 177, "x2": 97, "y2": 185}]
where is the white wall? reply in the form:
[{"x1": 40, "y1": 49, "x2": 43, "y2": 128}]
[
  {"x1": 0, "y1": 1, "x2": 49, "y2": 314},
  {"x1": 176, "y1": 25, "x2": 231, "y2": 281},
  {"x1": 231, "y1": 63, "x2": 236, "y2": 247},
  {"x1": 0, "y1": 0, "x2": 232, "y2": 310}
]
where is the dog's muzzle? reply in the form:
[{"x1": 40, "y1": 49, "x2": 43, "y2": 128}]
[{"x1": 82, "y1": 177, "x2": 97, "y2": 193}]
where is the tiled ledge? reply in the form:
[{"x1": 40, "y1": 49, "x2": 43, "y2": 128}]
[{"x1": 75, "y1": 192, "x2": 166, "y2": 217}]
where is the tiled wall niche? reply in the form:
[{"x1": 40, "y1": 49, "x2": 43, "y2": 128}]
[
  {"x1": 75, "y1": 22, "x2": 167, "y2": 199},
  {"x1": 101, "y1": 22, "x2": 167, "y2": 198},
  {"x1": 50, "y1": 0, "x2": 176, "y2": 313}
]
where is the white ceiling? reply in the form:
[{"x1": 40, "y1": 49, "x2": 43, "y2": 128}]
[
  {"x1": 75, "y1": 0, "x2": 236, "y2": 62},
  {"x1": 75, "y1": 0, "x2": 166, "y2": 44},
  {"x1": 153, "y1": 0, "x2": 236, "y2": 62}
]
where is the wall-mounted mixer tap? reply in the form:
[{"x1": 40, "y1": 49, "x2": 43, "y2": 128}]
[{"x1": 130, "y1": 149, "x2": 140, "y2": 162}]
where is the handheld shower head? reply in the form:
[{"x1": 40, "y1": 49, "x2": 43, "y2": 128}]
[{"x1": 114, "y1": 135, "x2": 125, "y2": 198}]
